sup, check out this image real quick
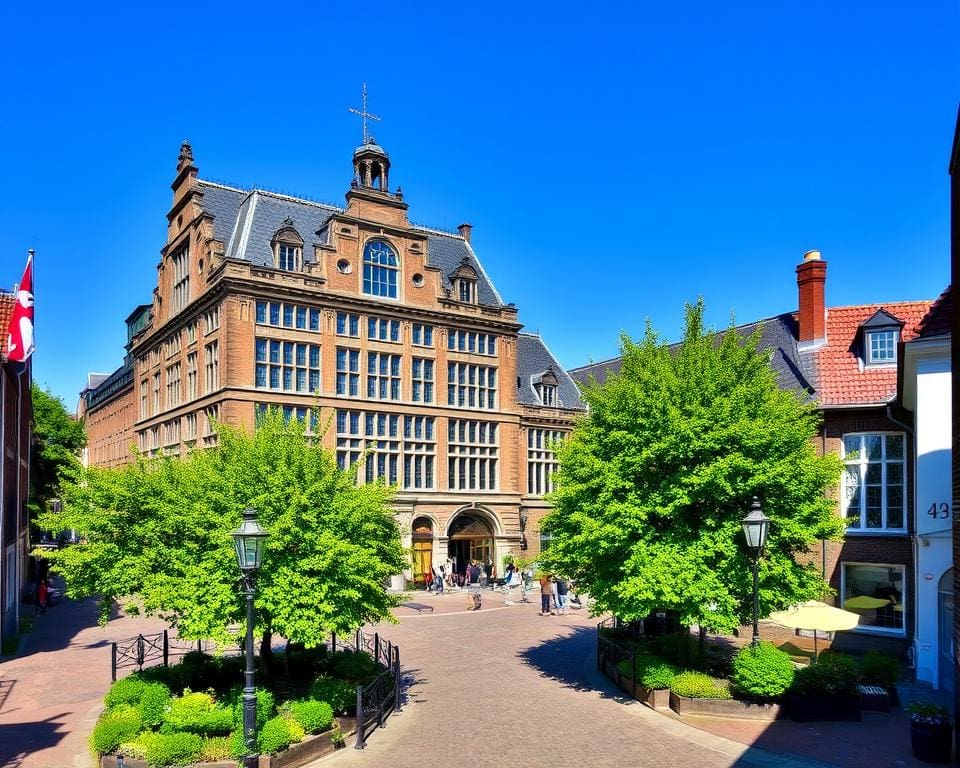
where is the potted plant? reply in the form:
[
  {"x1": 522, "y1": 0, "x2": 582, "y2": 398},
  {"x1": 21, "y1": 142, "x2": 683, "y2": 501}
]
[{"x1": 907, "y1": 701, "x2": 953, "y2": 764}]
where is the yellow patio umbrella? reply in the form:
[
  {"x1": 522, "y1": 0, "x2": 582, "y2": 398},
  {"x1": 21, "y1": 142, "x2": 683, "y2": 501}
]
[
  {"x1": 843, "y1": 595, "x2": 891, "y2": 610},
  {"x1": 767, "y1": 600, "x2": 860, "y2": 661}
]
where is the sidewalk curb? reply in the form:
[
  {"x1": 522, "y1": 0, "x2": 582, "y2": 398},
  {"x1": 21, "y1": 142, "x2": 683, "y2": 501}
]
[{"x1": 581, "y1": 654, "x2": 835, "y2": 768}]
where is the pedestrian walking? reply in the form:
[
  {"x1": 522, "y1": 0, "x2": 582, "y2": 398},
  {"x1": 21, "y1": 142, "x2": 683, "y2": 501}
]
[
  {"x1": 539, "y1": 572, "x2": 554, "y2": 615},
  {"x1": 503, "y1": 562, "x2": 521, "y2": 605},
  {"x1": 36, "y1": 578, "x2": 48, "y2": 614},
  {"x1": 551, "y1": 577, "x2": 559, "y2": 611},
  {"x1": 467, "y1": 560, "x2": 483, "y2": 610},
  {"x1": 432, "y1": 560, "x2": 445, "y2": 595},
  {"x1": 555, "y1": 576, "x2": 569, "y2": 615}
]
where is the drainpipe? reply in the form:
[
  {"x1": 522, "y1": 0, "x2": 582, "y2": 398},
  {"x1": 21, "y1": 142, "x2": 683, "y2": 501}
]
[{"x1": 887, "y1": 404, "x2": 918, "y2": 669}]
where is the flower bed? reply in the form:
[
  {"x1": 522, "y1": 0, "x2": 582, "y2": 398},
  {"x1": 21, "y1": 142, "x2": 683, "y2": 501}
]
[{"x1": 91, "y1": 647, "x2": 373, "y2": 767}]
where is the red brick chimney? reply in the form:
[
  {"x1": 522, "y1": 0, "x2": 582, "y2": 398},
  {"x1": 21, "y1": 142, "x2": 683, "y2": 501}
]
[
  {"x1": 796, "y1": 249, "x2": 827, "y2": 346},
  {"x1": 457, "y1": 222, "x2": 473, "y2": 243}
]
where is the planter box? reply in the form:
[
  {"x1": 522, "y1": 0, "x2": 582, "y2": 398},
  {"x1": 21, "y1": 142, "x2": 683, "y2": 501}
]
[
  {"x1": 636, "y1": 685, "x2": 671, "y2": 710},
  {"x1": 787, "y1": 693, "x2": 861, "y2": 722},
  {"x1": 910, "y1": 721, "x2": 953, "y2": 764},
  {"x1": 670, "y1": 692, "x2": 782, "y2": 721}
]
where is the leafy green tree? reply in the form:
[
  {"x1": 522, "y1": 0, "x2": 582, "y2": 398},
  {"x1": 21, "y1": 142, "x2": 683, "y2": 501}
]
[
  {"x1": 30, "y1": 384, "x2": 87, "y2": 516},
  {"x1": 540, "y1": 299, "x2": 843, "y2": 636},
  {"x1": 39, "y1": 409, "x2": 406, "y2": 652}
]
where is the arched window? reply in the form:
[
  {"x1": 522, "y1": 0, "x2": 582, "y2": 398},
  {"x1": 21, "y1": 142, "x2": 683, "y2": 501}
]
[
  {"x1": 272, "y1": 220, "x2": 303, "y2": 272},
  {"x1": 363, "y1": 240, "x2": 398, "y2": 298}
]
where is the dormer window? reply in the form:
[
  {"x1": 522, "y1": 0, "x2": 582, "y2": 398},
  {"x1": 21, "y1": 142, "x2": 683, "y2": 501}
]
[
  {"x1": 533, "y1": 368, "x2": 559, "y2": 406},
  {"x1": 272, "y1": 219, "x2": 303, "y2": 272},
  {"x1": 450, "y1": 258, "x2": 479, "y2": 305},
  {"x1": 860, "y1": 309, "x2": 903, "y2": 367}
]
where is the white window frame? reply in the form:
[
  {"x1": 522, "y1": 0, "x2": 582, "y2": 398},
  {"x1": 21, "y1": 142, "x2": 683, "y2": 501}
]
[
  {"x1": 171, "y1": 246, "x2": 190, "y2": 314},
  {"x1": 866, "y1": 329, "x2": 898, "y2": 365},
  {"x1": 841, "y1": 432, "x2": 906, "y2": 533},
  {"x1": 840, "y1": 562, "x2": 906, "y2": 636}
]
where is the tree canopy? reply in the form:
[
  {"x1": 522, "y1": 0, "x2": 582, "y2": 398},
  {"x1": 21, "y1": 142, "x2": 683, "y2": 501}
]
[
  {"x1": 39, "y1": 409, "x2": 406, "y2": 647},
  {"x1": 30, "y1": 384, "x2": 87, "y2": 516},
  {"x1": 540, "y1": 300, "x2": 844, "y2": 634}
]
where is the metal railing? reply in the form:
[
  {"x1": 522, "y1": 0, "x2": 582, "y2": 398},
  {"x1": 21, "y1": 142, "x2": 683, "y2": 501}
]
[
  {"x1": 110, "y1": 630, "x2": 210, "y2": 681},
  {"x1": 353, "y1": 631, "x2": 401, "y2": 750}
]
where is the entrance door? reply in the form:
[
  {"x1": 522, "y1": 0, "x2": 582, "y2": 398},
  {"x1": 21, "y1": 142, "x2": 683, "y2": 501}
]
[
  {"x1": 938, "y1": 568, "x2": 954, "y2": 693},
  {"x1": 447, "y1": 513, "x2": 494, "y2": 580},
  {"x1": 411, "y1": 517, "x2": 434, "y2": 587}
]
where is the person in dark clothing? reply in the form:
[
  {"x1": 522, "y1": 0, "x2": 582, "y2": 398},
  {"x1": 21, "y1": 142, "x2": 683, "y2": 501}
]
[
  {"x1": 467, "y1": 561, "x2": 483, "y2": 609},
  {"x1": 555, "y1": 577, "x2": 569, "y2": 615}
]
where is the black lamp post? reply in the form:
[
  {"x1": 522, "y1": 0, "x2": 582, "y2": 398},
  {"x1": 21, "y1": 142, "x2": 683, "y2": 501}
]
[
  {"x1": 741, "y1": 497, "x2": 770, "y2": 646},
  {"x1": 232, "y1": 507, "x2": 269, "y2": 768},
  {"x1": 519, "y1": 509, "x2": 529, "y2": 550}
]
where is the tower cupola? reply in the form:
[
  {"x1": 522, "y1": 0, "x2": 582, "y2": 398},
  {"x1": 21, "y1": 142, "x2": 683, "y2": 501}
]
[{"x1": 353, "y1": 138, "x2": 391, "y2": 191}]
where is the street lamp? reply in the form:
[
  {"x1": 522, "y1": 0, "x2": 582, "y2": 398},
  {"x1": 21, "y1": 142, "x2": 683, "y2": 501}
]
[
  {"x1": 519, "y1": 509, "x2": 529, "y2": 550},
  {"x1": 741, "y1": 497, "x2": 770, "y2": 646},
  {"x1": 232, "y1": 507, "x2": 269, "y2": 768}
]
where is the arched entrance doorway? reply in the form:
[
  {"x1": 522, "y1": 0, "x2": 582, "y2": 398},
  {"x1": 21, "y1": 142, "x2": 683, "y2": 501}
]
[
  {"x1": 411, "y1": 517, "x2": 434, "y2": 587},
  {"x1": 938, "y1": 567, "x2": 954, "y2": 693},
  {"x1": 447, "y1": 513, "x2": 494, "y2": 582}
]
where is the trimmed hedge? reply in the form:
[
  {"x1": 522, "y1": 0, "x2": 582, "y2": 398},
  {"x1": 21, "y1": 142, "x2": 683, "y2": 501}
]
[
  {"x1": 200, "y1": 735, "x2": 234, "y2": 761},
  {"x1": 258, "y1": 715, "x2": 303, "y2": 754},
  {"x1": 731, "y1": 642, "x2": 795, "y2": 700},
  {"x1": 229, "y1": 686, "x2": 276, "y2": 728},
  {"x1": 791, "y1": 653, "x2": 858, "y2": 696},
  {"x1": 90, "y1": 705, "x2": 143, "y2": 756},
  {"x1": 309, "y1": 676, "x2": 356, "y2": 714},
  {"x1": 670, "y1": 671, "x2": 732, "y2": 700},
  {"x1": 104, "y1": 677, "x2": 150, "y2": 709},
  {"x1": 162, "y1": 690, "x2": 233, "y2": 736},
  {"x1": 137, "y1": 731, "x2": 204, "y2": 767},
  {"x1": 857, "y1": 650, "x2": 902, "y2": 690},
  {"x1": 288, "y1": 699, "x2": 335, "y2": 734},
  {"x1": 137, "y1": 683, "x2": 172, "y2": 728}
]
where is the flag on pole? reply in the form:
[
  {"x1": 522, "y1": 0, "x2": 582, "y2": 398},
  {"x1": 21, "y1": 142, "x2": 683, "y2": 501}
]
[{"x1": 7, "y1": 251, "x2": 34, "y2": 363}]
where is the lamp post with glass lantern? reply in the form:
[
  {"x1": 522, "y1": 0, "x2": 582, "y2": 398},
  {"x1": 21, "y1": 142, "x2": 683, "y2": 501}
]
[
  {"x1": 232, "y1": 507, "x2": 269, "y2": 768},
  {"x1": 741, "y1": 497, "x2": 770, "y2": 646}
]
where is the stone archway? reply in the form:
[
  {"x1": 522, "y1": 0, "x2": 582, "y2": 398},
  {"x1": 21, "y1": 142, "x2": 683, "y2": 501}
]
[
  {"x1": 446, "y1": 512, "x2": 495, "y2": 582},
  {"x1": 411, "y1": 516, "x2": 434, "y2": 587}
]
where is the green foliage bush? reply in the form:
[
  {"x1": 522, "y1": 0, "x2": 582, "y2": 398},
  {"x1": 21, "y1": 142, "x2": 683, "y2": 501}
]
[
  {"x1": 258, "y1": 715, "x2": 297, "y2": 754},
  {"x1": 327, "y1": 650, "x2": 379, "y2": 684},
  {"x1": 116, "y1": 740, "x2": 148, "y2": 760},
  {"x1": 137, "y1": 683, "x2": 172, "y2": 728},
  {"x1": 790, "y1": 653, "x2": 858, "y2": 696},
  {"x1": 228, "y1": 686, "x2": 275, "y2": 728},
  {"x1": 104, "y1": 677, "x2": 150, "y2": 709},
  {"x1": 641, "y1": 660, "x2": 680, "y2": 689},
  {"x1": 162, "y1": 689, "x2": 233, "y2": 735},
  {"x1": 199, "y1": 736, "x2": 234, "y2": 761},
  {"x1": 309, "y1": 676, "x2": 356, "y2": 714},
  {"x1": 137, "y1": 731, "x2": 204, "y2": 767},
  {"x1": 857, "y1": 650, "x2": 902, "y2": 690},
  {"x1": 670, "y1": 671, "x2": 732, "y2": 700},
  {"x1": 89, "y1": 705, "x2": 143, "y2": 756},
  {"x1": 288, "y1": 699, "x2": 335, "y2": 734},
  {"x1": 731, "y1": 642, "x2": 795, "y2": 700}
]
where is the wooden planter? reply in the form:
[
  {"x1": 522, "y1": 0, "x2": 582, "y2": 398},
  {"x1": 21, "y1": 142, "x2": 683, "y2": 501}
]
[
  {"x1": 635, "y1": 685, "x2": 671, "y2": 710},
  {"x1": 670, "y1": 692, "x2": 782, "y2": 720},
  {"x1": 910, "y1": 721, "x2": 953, "y2": 764},
  {"x1": 787, "y1": 692, "x2": 861, "y2": 722}
]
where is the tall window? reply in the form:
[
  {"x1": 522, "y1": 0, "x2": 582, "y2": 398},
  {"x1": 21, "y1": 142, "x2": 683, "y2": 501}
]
[
  {"x1": 457, "y1": 278, "x2": 475, "y2": 303},
  {"x1": 403, "y1": 416, "x2": 435, "y2": 489},
  {"x1": 841, "y1": 563, "x2": 905, "y2": 634},
  {"x1": 204, "y1": 341, "x2": 219, "y2": 393},
  {"x1": 536, "y1": 383, "x2": 557, "y2": 406},
  {"x1": 367, "y1": 352, "x2": 401, "y2": 400},
  {"x1": 255, "y1": 339, "x2": 320, "y2": 393},
  {"x1": 363, "y1": 240, "x2": 398, "y2": 298},
  {"x1": 448, "y1": 329, "x2": 496, "y2": 355},
  {"x1": 412, "y1": 323, "x2": 433, "y2": 347},
  {"x1": 337, "y1": 312, "x2": 360, "y2": 337},
  {"x1": 152, "y1": 372, "x2": 161, "y2": 412},
  {"x1": 171, "y1": 246, "x2": 190, "y2": 314},
  {"x1": 412, "y1": 358, "x2": 434, "y2": 403},
  {"x1": 277, "y1": 243, "x2": 300, "y2": 271},
  {"x1": 184, "y1": 412, "x2": 197, "y2": 441},
  {"x1": 842, "y1": 433, "x2": 905, "y2": 531},
  {"x1": 867, "y1": 330, "x2": 897, "y2": 364},
  {"x1": 140, "y1": 379, "x2": 148, "y2": 419},
  {"x1": 448, "y1": 419, "x2": 498, "y2": 490},
  {"x1": 256, "y1": 301, "x2": 320, "y2": 332},
  {"x1": 336, "y1": 347, "x2": 360, "y2": 396},
  {"x1": 447, "y1": 363, "x2": 497, "y2": 409},
  {"x1": 368, "y1": 316, "x2": 400, "y2": 342},
  {"x1": 335, "y1": 410, "x2": 435, "y2": 490},
  {"x1": 186, "y1": 352, "x2": 198, "y2": 399},
  {"x1": 204, "y1": 307, "x2": 220, "y2": 334},
  {"x1": 528, "y1": 429, "x2": 564, "y2": 496},
  {"x1": 165, "y1": 363, "x2": 181, "y2": 408}
]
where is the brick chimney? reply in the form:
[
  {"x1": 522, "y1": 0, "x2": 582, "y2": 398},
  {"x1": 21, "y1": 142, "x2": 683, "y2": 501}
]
[
  {"x1": 796, "y1": 249, "x2": 827, "y2": 347},
  {"x1": 457, "y1": 222, "x2": 473, "y2": 243}
]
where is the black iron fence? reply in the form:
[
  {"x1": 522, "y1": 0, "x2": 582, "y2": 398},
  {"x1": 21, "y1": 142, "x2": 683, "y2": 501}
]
[
  {"x1": 111, "y1": 630, "x2": 211, "y2": 681},
  {"x1": 353, "y1": 630, "x2": 401, "y2": 750}
]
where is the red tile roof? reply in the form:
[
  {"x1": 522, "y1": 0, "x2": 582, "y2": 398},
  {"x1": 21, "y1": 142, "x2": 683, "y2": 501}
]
[
  {"x1": 0, "y1": 293, "x2": 14, "y2": 358},
  {"x1": 915, "y1": 286, "x2": 951, "y2": 339},
  {"x1": 813, "y1": 300, "x2": 933, "y2": 406}
]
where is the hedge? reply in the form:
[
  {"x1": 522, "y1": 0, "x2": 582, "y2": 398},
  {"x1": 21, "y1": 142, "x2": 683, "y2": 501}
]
[
  {"x1": 731, "y1": 642, "x2": 794, "y2": 699},
  {"x1": 670, "y1": 671, "x2": 733, "y2": 700}
]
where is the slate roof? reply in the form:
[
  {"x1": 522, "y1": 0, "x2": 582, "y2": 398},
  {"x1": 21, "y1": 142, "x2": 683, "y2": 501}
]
[
  {"x1": 570, "y1": 313, "x2": 815, "y2": 396},
  {"x1": 814, "y1": 301, "x2": 932, "y2": 406},
  {"x1": 516, "y1": 333, "x2": 585, "y2": 411},
  {"x1": 914, "y1": 286, "x2": 951, "y2": 340},
  {"x1": 200, "y1": 181, "x2": 504, "y2": 306}
]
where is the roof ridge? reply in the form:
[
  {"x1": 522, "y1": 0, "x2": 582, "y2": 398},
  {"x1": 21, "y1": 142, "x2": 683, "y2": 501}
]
[
  {"x1": 827, "y1": 299, "x2": 934, "y2": 311},
  {"x1": 199, "y1": 178, "x2": 344, "y2": 213}
]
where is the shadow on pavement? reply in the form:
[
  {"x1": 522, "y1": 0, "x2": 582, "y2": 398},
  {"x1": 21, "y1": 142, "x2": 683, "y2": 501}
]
[
  {"x1": 0, "y1": 715, "x2": 69, "y2": 767},
  {"x1": 516, "y1": 624, "x2": 619, "y2": 696},
  {"x1": 400, "y1": 666, "x2": 428, "y2": 706}
]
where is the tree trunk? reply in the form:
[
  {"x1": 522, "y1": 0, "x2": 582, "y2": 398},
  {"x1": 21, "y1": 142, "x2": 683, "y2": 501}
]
[
  {"x1": 259, "y1": 627, "x2": 273, "y2": 681},
  {"x1": 698, "y1": 625, "x2": 707, "y2": 656}
]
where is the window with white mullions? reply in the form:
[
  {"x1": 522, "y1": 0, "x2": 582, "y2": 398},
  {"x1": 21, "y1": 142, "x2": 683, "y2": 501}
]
[
  {"x1": 527, "y1": 428, "x2": 565, "y2": 496},
  {"x1": 367, "y1": 352, "x2": 401, "y2": 400},
  {"x1": 362, "y1": 240, "x2": 399, "y2": 298},
  {"x1": 335, "y1": 347, "x2": 360, "y2": 396},
  {"x1": 842, "y1": 433, "x2": 905, "y2": 531},
  {"x1": 867, "y1": 330, "x2": 897, "y2": 364},
  {"x1": 447, "y1": 419, "x2": 498, "y2": 490}
]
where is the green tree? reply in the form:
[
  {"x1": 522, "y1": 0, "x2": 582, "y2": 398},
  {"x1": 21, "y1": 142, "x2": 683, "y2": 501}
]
[
  {"x1": 39, "y1": 409, "x2": 406, "y2": 651},
  {"x1": 540, "y1": 300, "x2": 843, "y2": 636},
  {"x1": 31, "y1": 384, "x2": 87, "y2": 516}
]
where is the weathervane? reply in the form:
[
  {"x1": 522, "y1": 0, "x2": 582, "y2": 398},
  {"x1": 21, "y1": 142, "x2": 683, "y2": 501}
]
[{"x1": 348, "y1": 82, "x2": 381, "y2": 144}]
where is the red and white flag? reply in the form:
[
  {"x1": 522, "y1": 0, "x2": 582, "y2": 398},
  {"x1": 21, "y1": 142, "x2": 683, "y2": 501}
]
[{"x1": 7, "y1": 252, "x2": 34, "y2": 363}]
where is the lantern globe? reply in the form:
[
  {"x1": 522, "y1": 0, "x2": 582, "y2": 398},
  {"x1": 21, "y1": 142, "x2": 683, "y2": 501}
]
[
  {"x1": 232, "y1": 507, "x2": 269, "y2": 572},
  {"x1": 741, "y1": 498, "x2": 770, "y2": 552}
]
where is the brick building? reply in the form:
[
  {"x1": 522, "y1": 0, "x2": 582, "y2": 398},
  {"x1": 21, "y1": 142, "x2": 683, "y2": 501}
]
[
  {"x1": 79, "y1": 138, "x2": 584, "y2": 583},
  {"x1": 571, "y1": 252, "x2": 933, "y2": 655}
]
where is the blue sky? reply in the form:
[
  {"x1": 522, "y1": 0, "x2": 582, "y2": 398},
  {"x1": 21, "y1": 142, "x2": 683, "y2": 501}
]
[{"x1": 1, "y1": 2, "x2": 956, "y2": 405}]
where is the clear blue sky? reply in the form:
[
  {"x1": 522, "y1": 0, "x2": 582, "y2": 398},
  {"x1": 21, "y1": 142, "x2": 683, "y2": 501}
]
[{"x1": 1, "y1": 2, "x2": 957, "y2": 405}]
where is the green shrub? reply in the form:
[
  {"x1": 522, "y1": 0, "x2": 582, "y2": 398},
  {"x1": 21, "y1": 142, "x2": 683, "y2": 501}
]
[
  {"x1": 288, "y1": 699, "x2": 335, "y2": 734},
  {"x1": 731, "y1": 642, "x2": 795, "y2": 700},
  {"x1": 138, "y1": 731, "x2": 204, "y2": 767},
  {"x1": 670, "y1": 671, "x2": 732, "y2": 700},
  {"x1": 104, "y1": 677, "x2": 150, "y2": 709},
  {"x1": 309, "y1": 676, "x2": 356, "y2": 714},
  {"x1": 286, "y1": 643, "x2": 329, "y2": 678},
  {"x1": 136, "y1": 663, "x2": 190, "y2": 695},
  {"x1": 136, "y1": 683, "x2": 172, "y2": 728},
  {"x1": 641, "y1": 660, "x2": 680, "y2": 689},
  {"x1": 162, "y1": 690, "x2": 233, "y2": 735},
  {"x1": 327, "y1": 649, "x2": 379, "y2": 684},
  {"x1": 790, "y1": 653, "x2": 858, "y2": 696},
  {"x1": 228, "y1": 686, "x2": 275, "y2": 728},
  {"x1": 857, "y1": 650, "x2": 902, "y2": 690},
  {"x1": 287, "y1": 717, "x2": 306, "y2": 744},
  {"x1": 116, "y1": 740, "x2": 148, "y2": 760},
  {"x1": 89, "y1": 705, "x2": 143, "y2": 756},
  {"x1": 258, "y1": 715, "x2": 295, "y2": 755},
  {"x1": 230, "y1": 728, "x2": 247, "y2": 760},
  {"x1": 200, "y1": 736, "x2": 234, "y2": 761}
]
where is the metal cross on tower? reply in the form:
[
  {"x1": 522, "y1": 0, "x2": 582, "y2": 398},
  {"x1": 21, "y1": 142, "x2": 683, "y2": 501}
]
[{"x1": 348, "y1": 83, "x2": 381, "y2": 144}]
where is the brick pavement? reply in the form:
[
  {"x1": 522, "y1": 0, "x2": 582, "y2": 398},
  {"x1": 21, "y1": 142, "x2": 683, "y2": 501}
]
[{"x1": 0, "y1": 589, "x2": 168, "y2": 768}]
